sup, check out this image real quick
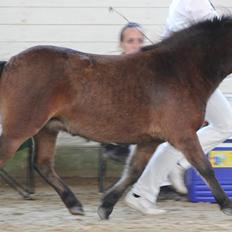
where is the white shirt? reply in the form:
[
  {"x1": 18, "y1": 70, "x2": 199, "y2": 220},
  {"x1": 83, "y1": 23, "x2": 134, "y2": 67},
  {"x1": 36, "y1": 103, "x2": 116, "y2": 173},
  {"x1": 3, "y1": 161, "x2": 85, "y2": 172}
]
[{"x1": 164, "y1": 0, "x2": 219, "y2": 37}]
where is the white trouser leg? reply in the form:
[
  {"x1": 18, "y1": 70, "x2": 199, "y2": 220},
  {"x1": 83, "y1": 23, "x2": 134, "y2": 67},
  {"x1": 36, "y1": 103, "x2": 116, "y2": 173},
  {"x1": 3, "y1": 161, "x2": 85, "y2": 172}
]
[
  {"x1": 132, "y1": 89, "x2": 232, "y2": 203},
  {"x1": 132, "y1": 142, "x2": 183, "y2": 202}
]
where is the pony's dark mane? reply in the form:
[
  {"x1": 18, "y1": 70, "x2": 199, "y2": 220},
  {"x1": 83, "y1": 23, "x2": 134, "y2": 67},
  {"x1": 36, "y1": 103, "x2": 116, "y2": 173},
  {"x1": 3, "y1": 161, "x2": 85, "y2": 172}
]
[{"x1": 141, "y1": 15, "x2": 232, "y2": 52}]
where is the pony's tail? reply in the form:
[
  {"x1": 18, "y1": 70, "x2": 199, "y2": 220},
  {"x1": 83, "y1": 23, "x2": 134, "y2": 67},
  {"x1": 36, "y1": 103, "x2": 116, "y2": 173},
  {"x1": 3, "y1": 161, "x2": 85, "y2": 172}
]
[{"x1": 0, "y1": 61, "x2": 6, "y2": 78}]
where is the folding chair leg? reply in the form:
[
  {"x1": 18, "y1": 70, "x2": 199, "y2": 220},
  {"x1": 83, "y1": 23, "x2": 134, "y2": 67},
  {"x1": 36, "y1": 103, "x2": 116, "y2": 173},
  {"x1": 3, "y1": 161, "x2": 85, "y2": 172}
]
[
  {"x1": 26, "y1": 140, "x2": 35, "y2": 194},
  {"x1": 98, "y1": 148, "x2": 107, "y2": 193}
]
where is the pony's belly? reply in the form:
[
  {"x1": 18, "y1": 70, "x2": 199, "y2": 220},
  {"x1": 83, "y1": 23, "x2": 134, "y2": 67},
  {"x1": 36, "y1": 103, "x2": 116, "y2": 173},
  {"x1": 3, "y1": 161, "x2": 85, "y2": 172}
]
[
  {"x1": 65, "y1": 120, "x2": 153, "y2": 144},
  {"x1": 58, "y1": 105, "x2": 158, "y2": 144}
]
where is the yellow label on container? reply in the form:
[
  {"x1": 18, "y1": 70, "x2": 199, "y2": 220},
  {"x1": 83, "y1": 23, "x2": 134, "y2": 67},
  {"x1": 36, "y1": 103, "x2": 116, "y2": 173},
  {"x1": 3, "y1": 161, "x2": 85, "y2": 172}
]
[{"x1": 209, "y1": 150, "x2": 232, "y2": 168}]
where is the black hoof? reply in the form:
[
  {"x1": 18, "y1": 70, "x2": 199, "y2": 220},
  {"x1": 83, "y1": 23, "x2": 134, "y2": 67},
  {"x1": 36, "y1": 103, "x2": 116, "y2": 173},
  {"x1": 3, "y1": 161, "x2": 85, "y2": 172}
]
[
  {"x1": 222, "y1": 207, "x2": 232, "y2": 216},
  {"x1": 69, "y1": 206, "x2": 85, "y2": 216},
  {"x1": 23, "y1": 194, "x2": 34, "y2": 200},
  {"x1": 221, "y1": 200, "x2": 232, "y2": 216},
  {"x1": 97, "y1": 206, "x2": 113, "y2": 220}
]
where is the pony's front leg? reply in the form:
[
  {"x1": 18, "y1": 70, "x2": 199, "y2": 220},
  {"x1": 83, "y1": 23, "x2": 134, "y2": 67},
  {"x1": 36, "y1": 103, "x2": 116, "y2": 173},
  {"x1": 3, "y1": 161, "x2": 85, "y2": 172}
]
[
  {"x1": 172, "y1": 133, "x2": 232, "y2": 215},
  {"x1": 97, "y1": 141, "x2": 161, "y2": 220}
]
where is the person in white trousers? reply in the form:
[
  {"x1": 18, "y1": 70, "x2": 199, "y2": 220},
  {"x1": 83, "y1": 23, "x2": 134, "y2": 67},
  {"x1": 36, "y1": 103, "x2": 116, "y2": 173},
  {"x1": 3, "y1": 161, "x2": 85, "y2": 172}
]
[{"x1": 125, "y1": 0, "x2": 232, "y2": 215}]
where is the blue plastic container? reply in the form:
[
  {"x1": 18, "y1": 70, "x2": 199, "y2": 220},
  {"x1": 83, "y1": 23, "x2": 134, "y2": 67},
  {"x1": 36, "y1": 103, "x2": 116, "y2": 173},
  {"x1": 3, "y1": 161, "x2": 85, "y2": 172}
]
[{"x1": 186, "y1": 139, "x2": 232, "y2": 202}]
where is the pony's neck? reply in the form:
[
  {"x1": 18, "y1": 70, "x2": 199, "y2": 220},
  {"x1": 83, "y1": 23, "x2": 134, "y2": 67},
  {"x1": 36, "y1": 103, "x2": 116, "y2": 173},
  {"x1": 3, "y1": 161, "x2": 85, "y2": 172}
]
[
  {"x1": 220, "y1": 49, "x2": 232, "y2": 79},
  {"x1": 146, "y1": 24, "x2": 232, "y2": 101},
  {"x1": 205, "y1": 37, "x2": 232, "y2": 91}
]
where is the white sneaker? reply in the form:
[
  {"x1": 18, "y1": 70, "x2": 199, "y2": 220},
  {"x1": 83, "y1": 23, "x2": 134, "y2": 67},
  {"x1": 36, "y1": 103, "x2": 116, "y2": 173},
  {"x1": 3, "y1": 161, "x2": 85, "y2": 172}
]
[
  {"x1": 125, "y1": 191, "x2": 166, "y2": 215},
  {"x1": 169, "y1": 164, "x2": 188, "y2": 194}
]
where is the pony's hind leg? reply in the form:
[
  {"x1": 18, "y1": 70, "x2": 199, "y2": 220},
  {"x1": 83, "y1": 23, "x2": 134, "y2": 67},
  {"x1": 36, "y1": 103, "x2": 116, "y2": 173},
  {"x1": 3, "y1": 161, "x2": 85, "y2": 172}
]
[
  {"x1": 172, "y1": 133, "x2": 232, "y2": 215},
  {"x1": 98, "y1": 141, "x2": 161, "y2": 220},
  {"x1": 33, "y1": 127, "x2": 85, "y2": 215}
]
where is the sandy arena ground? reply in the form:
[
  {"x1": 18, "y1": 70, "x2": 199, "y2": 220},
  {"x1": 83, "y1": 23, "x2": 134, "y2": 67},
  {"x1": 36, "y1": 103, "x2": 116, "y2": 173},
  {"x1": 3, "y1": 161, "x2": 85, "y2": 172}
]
[{"x1": 0, "y1": 179, "x2": 231, "y2": 232}]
